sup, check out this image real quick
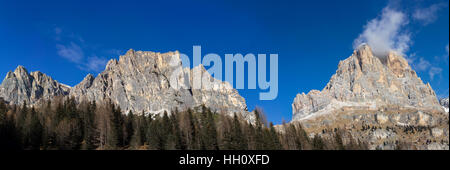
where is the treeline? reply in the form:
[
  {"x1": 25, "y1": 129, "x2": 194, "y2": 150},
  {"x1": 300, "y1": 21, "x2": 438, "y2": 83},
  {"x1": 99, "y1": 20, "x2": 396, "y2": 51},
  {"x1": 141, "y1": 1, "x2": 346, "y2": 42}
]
[{"x1": 0, "y1": 97, "x2": 367, "y2": 150}]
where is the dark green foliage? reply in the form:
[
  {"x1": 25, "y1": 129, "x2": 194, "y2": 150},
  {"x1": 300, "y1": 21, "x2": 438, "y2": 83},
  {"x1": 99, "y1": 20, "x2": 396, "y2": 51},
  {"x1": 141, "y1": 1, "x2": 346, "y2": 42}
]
[
  {"x1": 25, "y1": 108, "x2": 43, "y2": 150},
  {"x1": 199, "y1": 106, "x2": 218, "y2": 150},
  {"x1": 80, "y1": 101, "x2": 99, "y2": 150},
  {"x1": 0, "y1": 98, "x2": 369, "y2": 150},
  {"x1": 0, "y1": 99, "x2": 22, "y2": 150},
  {"x1": 170, "y1": 110, "x2": 186, "y2": 150}
]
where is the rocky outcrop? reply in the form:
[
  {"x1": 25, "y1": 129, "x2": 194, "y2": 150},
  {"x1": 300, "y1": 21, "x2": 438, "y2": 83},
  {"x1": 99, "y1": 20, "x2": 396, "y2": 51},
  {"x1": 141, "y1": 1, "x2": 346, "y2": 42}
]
[
  {"x1": 290, "y1": 44, "x2": 449, "y2": 150},
  {"x1": 0, "y1": 50, "x2": 252, "y2": 122},
  {"x1": 441, "y1": 97, "x2": 449, "y2": 113},
  {"x1": 69, "y1": 49, "x2": 251, "y2": 120},
  {"x1": 0, "y1": 66, "x2": 70, "y2": 106},
  {"x1": 292, "y1": 44, "x2": 443, "y2": 121}
]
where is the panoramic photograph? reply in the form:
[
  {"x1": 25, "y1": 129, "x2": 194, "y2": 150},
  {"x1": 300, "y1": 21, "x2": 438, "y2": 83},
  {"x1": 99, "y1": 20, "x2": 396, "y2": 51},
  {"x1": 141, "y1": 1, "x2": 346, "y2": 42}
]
[{"x1": 0, "y1": 0, "x2": 449, "y2": 168}]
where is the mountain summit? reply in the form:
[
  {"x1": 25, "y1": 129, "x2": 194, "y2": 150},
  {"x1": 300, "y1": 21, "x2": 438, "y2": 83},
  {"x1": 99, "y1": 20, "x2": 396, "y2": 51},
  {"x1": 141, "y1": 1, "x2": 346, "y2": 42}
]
[
  {"x1": 70, "y1": 50, "x2": 252, "y2": 120},
  {"x1": 0, "y1": 50, "x2": 253, "y2": 122},
  {"x1": 290, "y1": 45, "x2": 448, "y2": 150},
  {"x1": 293, "y1": 44, "x2": 443, "y2": 121},
  {"x1": 0, "y1": 65, "x2": 70, "y2": 105}
]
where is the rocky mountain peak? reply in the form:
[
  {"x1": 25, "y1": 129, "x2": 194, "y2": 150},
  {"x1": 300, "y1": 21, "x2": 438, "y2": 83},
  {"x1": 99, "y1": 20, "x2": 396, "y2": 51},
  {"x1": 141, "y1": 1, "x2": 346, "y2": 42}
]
[
  {"x1": 0, "y1": 65, "x2": 69, "y2": 106},
  {"x1": 0, "y1": 50, "x2": 251, "y2": 122},
  {"x1": 125, "y1": 48, "x2": 135, "y2": 56},
  {"x1": 354, "y1": 44, "x2": 375, "y2": 62},
  {"x1": 70, "y1": 50, "x2": 252, "y2": 121},
  {"x1": 290, "y1": 45, "x2": 448, "y2": 150},
  {"x1": 14, "y1": 65, "x2": 29, "y2": 75},
  {"x1": 292, "y1": 45, "x2": 443, "y2": 121}
]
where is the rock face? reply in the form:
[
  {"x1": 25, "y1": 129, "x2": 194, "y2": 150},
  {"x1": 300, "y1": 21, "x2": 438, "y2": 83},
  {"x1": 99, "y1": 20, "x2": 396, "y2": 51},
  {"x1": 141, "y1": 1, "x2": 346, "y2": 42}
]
[
  {"x1": 69, "y1": 49, "x2": 251, "y2": 120},
  {"x1": 0, "y1": 50, "x2": 252, "y2": 122},
  {"x1": 293, "y1": 44, "x2": 443, "y2": 121},
  {"x1": 441, "y1": 97, "x2": 449, "y2": 113},
  {"x1": 291, "y1": 45, "x2": 449, "y2": 150},
  {"x1": 0, "y1": 66, "x2": 70, "y2": 106}
]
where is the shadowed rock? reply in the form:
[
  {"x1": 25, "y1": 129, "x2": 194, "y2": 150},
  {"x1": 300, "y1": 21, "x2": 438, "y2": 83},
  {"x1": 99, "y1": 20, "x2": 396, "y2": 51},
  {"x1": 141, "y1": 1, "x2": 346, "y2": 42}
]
[{"x1": 0, "y1": 65, "x2": 70, "y2": 105}]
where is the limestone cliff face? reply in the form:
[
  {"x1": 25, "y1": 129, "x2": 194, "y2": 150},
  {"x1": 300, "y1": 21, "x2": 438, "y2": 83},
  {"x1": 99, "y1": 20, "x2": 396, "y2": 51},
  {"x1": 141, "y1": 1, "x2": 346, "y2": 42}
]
[
  {"x1": 0, "y1": 50, "x2": 252, "y2": 122},
  {"x1": 0, "y1": 66, "x2": 70, "y2": 105},
  {"x1": 441, "y1": 97, "x2": 449, "y2": 113},
  {"x1": 292, "y1": 44, "x2": 443, "y2": 121},
  {"x1": 290, "y1": 45, "x2": 448, "y2": 150},
  {"x1": 69, "y1": 49, "x2": 251, "y2": 120}
]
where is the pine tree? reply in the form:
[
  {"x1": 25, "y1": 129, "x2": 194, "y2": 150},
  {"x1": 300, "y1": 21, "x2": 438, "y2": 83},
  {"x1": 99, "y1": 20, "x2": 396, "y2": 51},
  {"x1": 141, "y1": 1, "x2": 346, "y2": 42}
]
[
  {"x1": 111, "y1": 105, "x2": 124, "y2": 147},
  {"x1": 0, "y1": 102, "x2": 22, "y2": 150},
  {"x1": 147, "y1": 114, "x2": 166, "y2": 150},
  {"x1": 124, "y1": 111, "x2": 135, "y2": 147},
  {"x1": 81, "y1": 101, "x2": 99, "y2": 150},
  {"x1": 200, "y1": 106, "x2": 218, "y2": 150},
  {"x1": 253, "y1": 109, "x2": 266, "y2": 150},
  {"x1": 28, "y1": 108, "x2": 43, "y2": 150},
  {"x1": 170, "y1": 110, "x2": 186, "y2": 150},
  {"x1": 161, "y1": 112, "x2": 172, "y2": 149},
  {"x1": 268, "y1": 122, "x2": 282, "y2": 150},
  {"x1": 231, "y1": 113, "x2": 247, "y2": 150},
  {"x1": 17, "y1": 101, "x2": 28, "y2": 129},
  {"x1": 130, "y1": 112, "x2": 144, "y2": 148},
  {"x1": 186, "y1": 109, "x2": 198, "y2": 150}
]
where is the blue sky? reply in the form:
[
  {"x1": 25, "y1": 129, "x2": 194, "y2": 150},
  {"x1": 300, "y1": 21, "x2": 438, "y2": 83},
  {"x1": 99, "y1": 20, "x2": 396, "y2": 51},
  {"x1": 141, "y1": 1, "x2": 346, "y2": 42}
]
[{"x1": 0, "y1": 0, "x2": 448, "y2": 124}]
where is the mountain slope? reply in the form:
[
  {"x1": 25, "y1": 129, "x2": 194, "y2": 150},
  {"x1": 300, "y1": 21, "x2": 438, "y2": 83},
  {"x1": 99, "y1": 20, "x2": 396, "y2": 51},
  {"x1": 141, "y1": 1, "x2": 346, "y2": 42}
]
[
  {"x1": 293, "y1": 44, "x2": 443, "y2": 121},
  {"x1": 0, "y1": 66, "x2": 70, "y2": 105},
  {"x1": 441, "y1": 97, "x2": 449, "y2": 113},
  {"x1": 0, "y1": 50, "x2": 253, "y2": 122},
  {"x1": 68, "y1": 49, "x2": 252, "y2": 120},
  {"x1": 290, "y1": 45, "x2": 448, "y2": 150}
]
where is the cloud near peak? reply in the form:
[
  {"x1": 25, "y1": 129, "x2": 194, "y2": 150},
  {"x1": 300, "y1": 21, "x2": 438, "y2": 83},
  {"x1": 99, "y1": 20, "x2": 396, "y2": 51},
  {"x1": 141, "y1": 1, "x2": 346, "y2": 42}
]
[
  {"x1": 413, "y1": 2, "x2": 447, "y2": 25},
  {"x1": 54, "y1": 27, "x2": 109, "y2": 72},
  {"x1": 56, "y1": 42, "x2": 84, "y2": 63},
  {"x1": 353, "y1": 2, "x2": 448, "y2": 85},
  {"x1": 353, "y1": 7, "x2": 410, "y2": 58}
]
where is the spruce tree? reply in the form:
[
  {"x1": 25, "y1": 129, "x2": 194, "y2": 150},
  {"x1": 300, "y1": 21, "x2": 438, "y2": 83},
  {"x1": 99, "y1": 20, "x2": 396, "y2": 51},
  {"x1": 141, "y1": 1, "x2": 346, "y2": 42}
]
[
  {"x1": 170, "y1": 110, "x2": 186, "y2": 150},
  {"x1": 269, "y1": 123, "x2": 282, "y2": 150},
  {"x1": 199, "y1": 106, "x2": 218, "y2": 150},
  {"x1": 231, "y1": 113, "x2": 247, "y2": 150},
  {"x1": 186, "y1": 109, "x2": 198, "y2": 150},
  {"x1": 28, "y1": 108, "x2": 43, "y2": 150},
  {"x1": 125, "y1": 111, "x2": 134, "y2": 147}
]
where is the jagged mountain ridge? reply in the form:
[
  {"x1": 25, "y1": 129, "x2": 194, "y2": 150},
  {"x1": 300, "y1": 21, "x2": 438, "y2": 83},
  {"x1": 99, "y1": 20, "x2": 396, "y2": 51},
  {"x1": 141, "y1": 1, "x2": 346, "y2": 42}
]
[
  {"x1": 0, "y1": 49, "x2": 253, "y2": 122},
  {"x1": 70, "y1": 49, "x2": 252, "y2": 120},
  {"x1": 0, "y1": 66, "x2": 70, "y2": 105},
  {"x1": 292, "y1": 44, "x2": 444, "y2": 121}
]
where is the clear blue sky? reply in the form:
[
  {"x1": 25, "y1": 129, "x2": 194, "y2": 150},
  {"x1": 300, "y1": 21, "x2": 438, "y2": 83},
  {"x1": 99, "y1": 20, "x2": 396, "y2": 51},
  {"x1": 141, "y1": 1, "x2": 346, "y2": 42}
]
[{"x1": 1, "y1": 0, "x2": 448, "y2": 124}]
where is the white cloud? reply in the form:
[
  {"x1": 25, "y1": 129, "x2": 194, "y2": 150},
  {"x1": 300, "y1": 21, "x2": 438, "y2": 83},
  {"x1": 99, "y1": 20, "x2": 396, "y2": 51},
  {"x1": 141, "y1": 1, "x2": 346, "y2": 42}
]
[
  {"x1": 353, "y1": 7, "x2": 410, "y2": 57},
  {"x1": 56, "y1": 42, "x2": 84, "y2": 63},
  {"x1": 54, "y1": 28, "x2": 108, "y2": 72},
  {"x1": 428, "y1": 67, "x2": 442, "y2": 81},
  {"x1": 410, "y1": 56, "x2": 443, "y2": 81},
  {"x1": 415, "y1": 57, "x2": 431, "y2": 71},
  {"x1": 79, "y1": 56, "x2": 108, "y2": 72},
  {"x1": 413, "y1": 2, "x2": 447, "y2": 25}
]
